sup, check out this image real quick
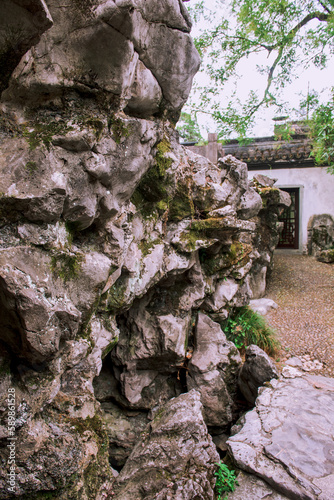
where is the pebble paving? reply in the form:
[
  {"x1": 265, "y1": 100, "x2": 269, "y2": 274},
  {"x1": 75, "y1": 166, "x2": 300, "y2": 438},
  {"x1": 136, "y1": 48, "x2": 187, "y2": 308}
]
[{"x1": 265, "y1": 253, "x2": 334, "y2": 378}]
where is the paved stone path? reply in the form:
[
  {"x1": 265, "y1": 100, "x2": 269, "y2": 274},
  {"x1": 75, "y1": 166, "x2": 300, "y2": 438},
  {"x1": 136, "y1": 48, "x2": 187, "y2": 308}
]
[{"x1": 265, "y1": 253, "x2": 334, "y2": 377}]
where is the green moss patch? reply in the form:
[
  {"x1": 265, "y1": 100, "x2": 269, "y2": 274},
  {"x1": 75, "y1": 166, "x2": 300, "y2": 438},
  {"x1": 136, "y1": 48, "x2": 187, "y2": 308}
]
[
  {"x1": 258, "y1": 187, "x2": 280, "y2": 208},
  {"x1": 102, "y1": 337, "x2": 119, "y2": 358},
  {"x1": 179, "y1": 228, "x2": 205, "y2": 253},
  {"x1": 85, "y1": 118, "x2": 104, "y2": 140},
  {"x1": 199, "y1": 242, "x2": 251, "y2": 276},
  {"x1": 138, "y1": 238, "x2": 163, "y2": 257},
  {"x1": 191, "y1": 218, "x2": 228, "y2": 231},
  {"x1": 23, "y1": 120, "x2": 74, "y2": 151},
  {"x1": 108, "y1": 115, "x2": 130, "y2": 144},
  {"x1": 105, "y1": 275, "x2": 129, "y2": 312},
  {"x1": 133, "y1": 138, "x2": 173, "y2": 206},
  {"x1": 25, "y1": 160, "x2": 38, "y2": 175},
  {"x1": 168, "y1": 177, "x2": 195, "y2": 222},
  {"x1": 50, "y1": 251, "x2": 84, "y2": 282},
  {"x1": 155, "y1": 137, "x2": 173, "y2": 175}
]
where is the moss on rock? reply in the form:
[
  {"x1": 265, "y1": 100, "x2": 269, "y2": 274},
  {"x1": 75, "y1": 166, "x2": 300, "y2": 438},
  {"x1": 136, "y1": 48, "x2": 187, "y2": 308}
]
[
  {"x1": 23, "y1": 120, "x2": 74, "y2": 151},
  {"x1": 200, "y1": 242, "x2": 251, "y2": 276},
  {"x1": 133, "y1": 137, "x2": 173, "y2": 206},
  {"x1": 168, "y1": 177, "x2": 195, "y2": 222},
  {"x1": 108, "y1": 114, "x2": 131, "y2": 144},
  {"x1": 50, "y1": 251, "x2": 84, "y2": 283}
]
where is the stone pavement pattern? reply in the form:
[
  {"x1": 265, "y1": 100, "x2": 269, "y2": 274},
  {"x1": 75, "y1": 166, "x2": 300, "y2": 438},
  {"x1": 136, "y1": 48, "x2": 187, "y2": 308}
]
[
  {"x1": 227, "y1": 371, "x2": 334, "y2": 500},
  {"x1": 265, "y1": 254, "x2": 334, "y2": 377}
]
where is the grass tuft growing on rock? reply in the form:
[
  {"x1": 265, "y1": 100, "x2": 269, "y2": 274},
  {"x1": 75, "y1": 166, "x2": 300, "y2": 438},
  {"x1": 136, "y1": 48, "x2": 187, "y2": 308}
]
[{"x1": 221, "y1": 306, "x2": 280, "y2": 355}]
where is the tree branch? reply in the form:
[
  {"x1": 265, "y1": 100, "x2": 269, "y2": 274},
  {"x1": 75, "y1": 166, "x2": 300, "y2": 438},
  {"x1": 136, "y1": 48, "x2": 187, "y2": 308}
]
[
  {"x1": 225, "y1": 34, "x2": 276, "y2": 52},
  {"x1": 234, "y1": 10, "x2": 329, "y2": 126},
  {"x1": 289, "y1": 11, "x2": 328, "y2": 37},
  {"x1": 262, "y1": 11, "x2": 329, "y2": 102},
  {"x1": 316, "y1": 0, "x2": 332, "y2": 14}
]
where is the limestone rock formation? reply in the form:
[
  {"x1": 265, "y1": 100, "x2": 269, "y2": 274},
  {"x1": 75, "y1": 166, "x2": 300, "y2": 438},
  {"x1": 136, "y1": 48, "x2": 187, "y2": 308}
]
[
  {"x1": 0, "y1": 0, "x2": 53, "y2": 94},
  {"x1": 228, "y1": 373, "x2": 334, "y2": 500},
  {"x1": 1, "y1": 0, "x2": 200, "y2": 120},
  {"x1": 228, "y1": 471, "x2": 290, "y2": 500},
  {"x1": 307, "y1": 214, "x2": 334, "y2": 262},
  {"x1": 111, "y1": 390, "x2": 219, "y2": 500},
  {"x1": 238, "y1": 344, "x2": 279, "y2": 406},
  {"x1": 186, "y1": 312, "x2": 242, "y2": 428},
  {"x1": 0, "y1": 1, "x2": 292, "y2": 498},
  {"x1": 249, "y1": 173, "x2": 291, "y2": 298}
]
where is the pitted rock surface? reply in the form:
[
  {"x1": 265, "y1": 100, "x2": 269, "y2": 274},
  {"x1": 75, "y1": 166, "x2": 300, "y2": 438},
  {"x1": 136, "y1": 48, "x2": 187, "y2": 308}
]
[
  {"x1": 187, "y1": 312, "x2": 242, "y2": 427},
  {"x1": 228, "y1": 374, "x2": 334, "y2": 500},
  {"x1": 228, "y1": 471, "x2": 290, "y2": 500},
  {"x1": 112, "y1": 390, "x2": 219, "y2": 500},
  {"x1": 238, "y1": 344, "x2": 279, "y2": 406},
  {"x1": 0, "y1": 0, "x2": 292, "y2": 497}
]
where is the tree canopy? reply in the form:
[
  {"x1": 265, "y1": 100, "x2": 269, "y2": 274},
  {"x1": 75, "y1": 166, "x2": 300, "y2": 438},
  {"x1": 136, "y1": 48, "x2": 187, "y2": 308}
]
[{"x1": 181, "y1": 0, "x2": 334, "y2": 170}]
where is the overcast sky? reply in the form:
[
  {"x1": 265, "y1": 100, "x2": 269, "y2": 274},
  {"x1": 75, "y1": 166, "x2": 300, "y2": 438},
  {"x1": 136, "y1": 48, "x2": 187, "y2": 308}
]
[{"x1": 186, "y1": 0, "x2": 334, "y2": 138}]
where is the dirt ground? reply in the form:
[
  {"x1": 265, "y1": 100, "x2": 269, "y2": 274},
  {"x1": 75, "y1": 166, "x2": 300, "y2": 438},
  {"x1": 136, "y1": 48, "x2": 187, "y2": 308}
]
[{"x1": 265, "y1": 253, "x2": 334, "y2": 377}]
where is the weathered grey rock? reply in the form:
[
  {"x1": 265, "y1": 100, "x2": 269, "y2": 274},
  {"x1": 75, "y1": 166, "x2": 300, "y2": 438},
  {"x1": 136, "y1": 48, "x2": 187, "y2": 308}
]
[
  {"x1": 109, "y1": 296, "x2": 191, "y2": 408},
  {"x1": 248, "y1": 179, "x2": 291, "y2": 299},
  {"x1": 228, "y1": 374, "x2": 334, "y2": 500},
  {"x1": 102, "y1": 401, "x2": 149, "y2": 468},
  {"x1": 204, "y1": 278, "x2": 239, "y2": 312},
  {"x1": 249, "y1": 298, "x2": 278, "y2": 315},
  {"x1": 285, "y1": 356, "x2": 304, "y2": 368},
  {"x1": 253, "y1": 173, "x2": 277, "y2": 188},
  {"x1": 187, "y1": 313, "x2": 242, "y2": 427},
  {"x1": 281, "y1": 365, "x2": 304, "y2": 379},
  {"x1": 277, "y1": 189, "x2": 292, "y2": 207},
  {"x1": 238, "y1": 187, "x2": 263, "y2": 220},
  {"x1": 125, "y1": 59, "x2": 163, "y2": 116},
  {"x1": 212, "y1": 432, "x2": 229, "y2": 453},
  {"x1": 17, "y1": 222, "x2": 68, "y2": 248},
  {"x1": 0, "y1": 0, "x2": 295, "y2": 497},
  {"x1": 85, "y1": 316, "x2": 120, "y2": 377},
  {"x1": 238, "y1": 345, "x2": 279, "y2": 405},
  {"x1": 228, "y1": 471, "x2": 290, "y2": 500},
  {"x1": 0, "y1": 245, "x2": 111, "y2": 364},
  {"x1": 0, "y1": 0, "x2": 53, "y2": 94},
  {"x1": 249, "y1": 265, "x2": 268, "y2": 299},
  {"x1": 218, "y1": 155, "x2": 249, "y2": 210},
  {"x1": 2, "y1": 0, "x2": 199, "y2": 117},
  {"x1": 285, "y1": 356, "x2": 324, "y2": 373},
  {"x1": 307, "y1": 214, "x2": 334, "y2": 257},
  {"x1": 112, "y1": 390, "x2": 219, "y2": 500}
]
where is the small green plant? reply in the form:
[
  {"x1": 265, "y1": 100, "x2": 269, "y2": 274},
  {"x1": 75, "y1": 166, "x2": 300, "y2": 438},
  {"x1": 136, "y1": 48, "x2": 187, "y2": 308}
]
[
  {"x1": 215, "y1": 462, "x2": 239, "y2": 499},
  {"x1": 222, "y1": 306, "x2": 280, "y2": 355}
]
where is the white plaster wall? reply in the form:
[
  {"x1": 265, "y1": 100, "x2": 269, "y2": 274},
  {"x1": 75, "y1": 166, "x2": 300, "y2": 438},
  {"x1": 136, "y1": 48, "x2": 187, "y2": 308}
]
[{"x1": 248, "y1": 166, "x2": 334, "y2": 252}]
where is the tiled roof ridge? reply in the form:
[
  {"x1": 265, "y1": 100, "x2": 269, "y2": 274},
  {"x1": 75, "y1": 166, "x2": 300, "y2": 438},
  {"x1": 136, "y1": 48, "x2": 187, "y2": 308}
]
[{"x1": 220, "y1": 134, "x2": 314, "y2": 165}]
